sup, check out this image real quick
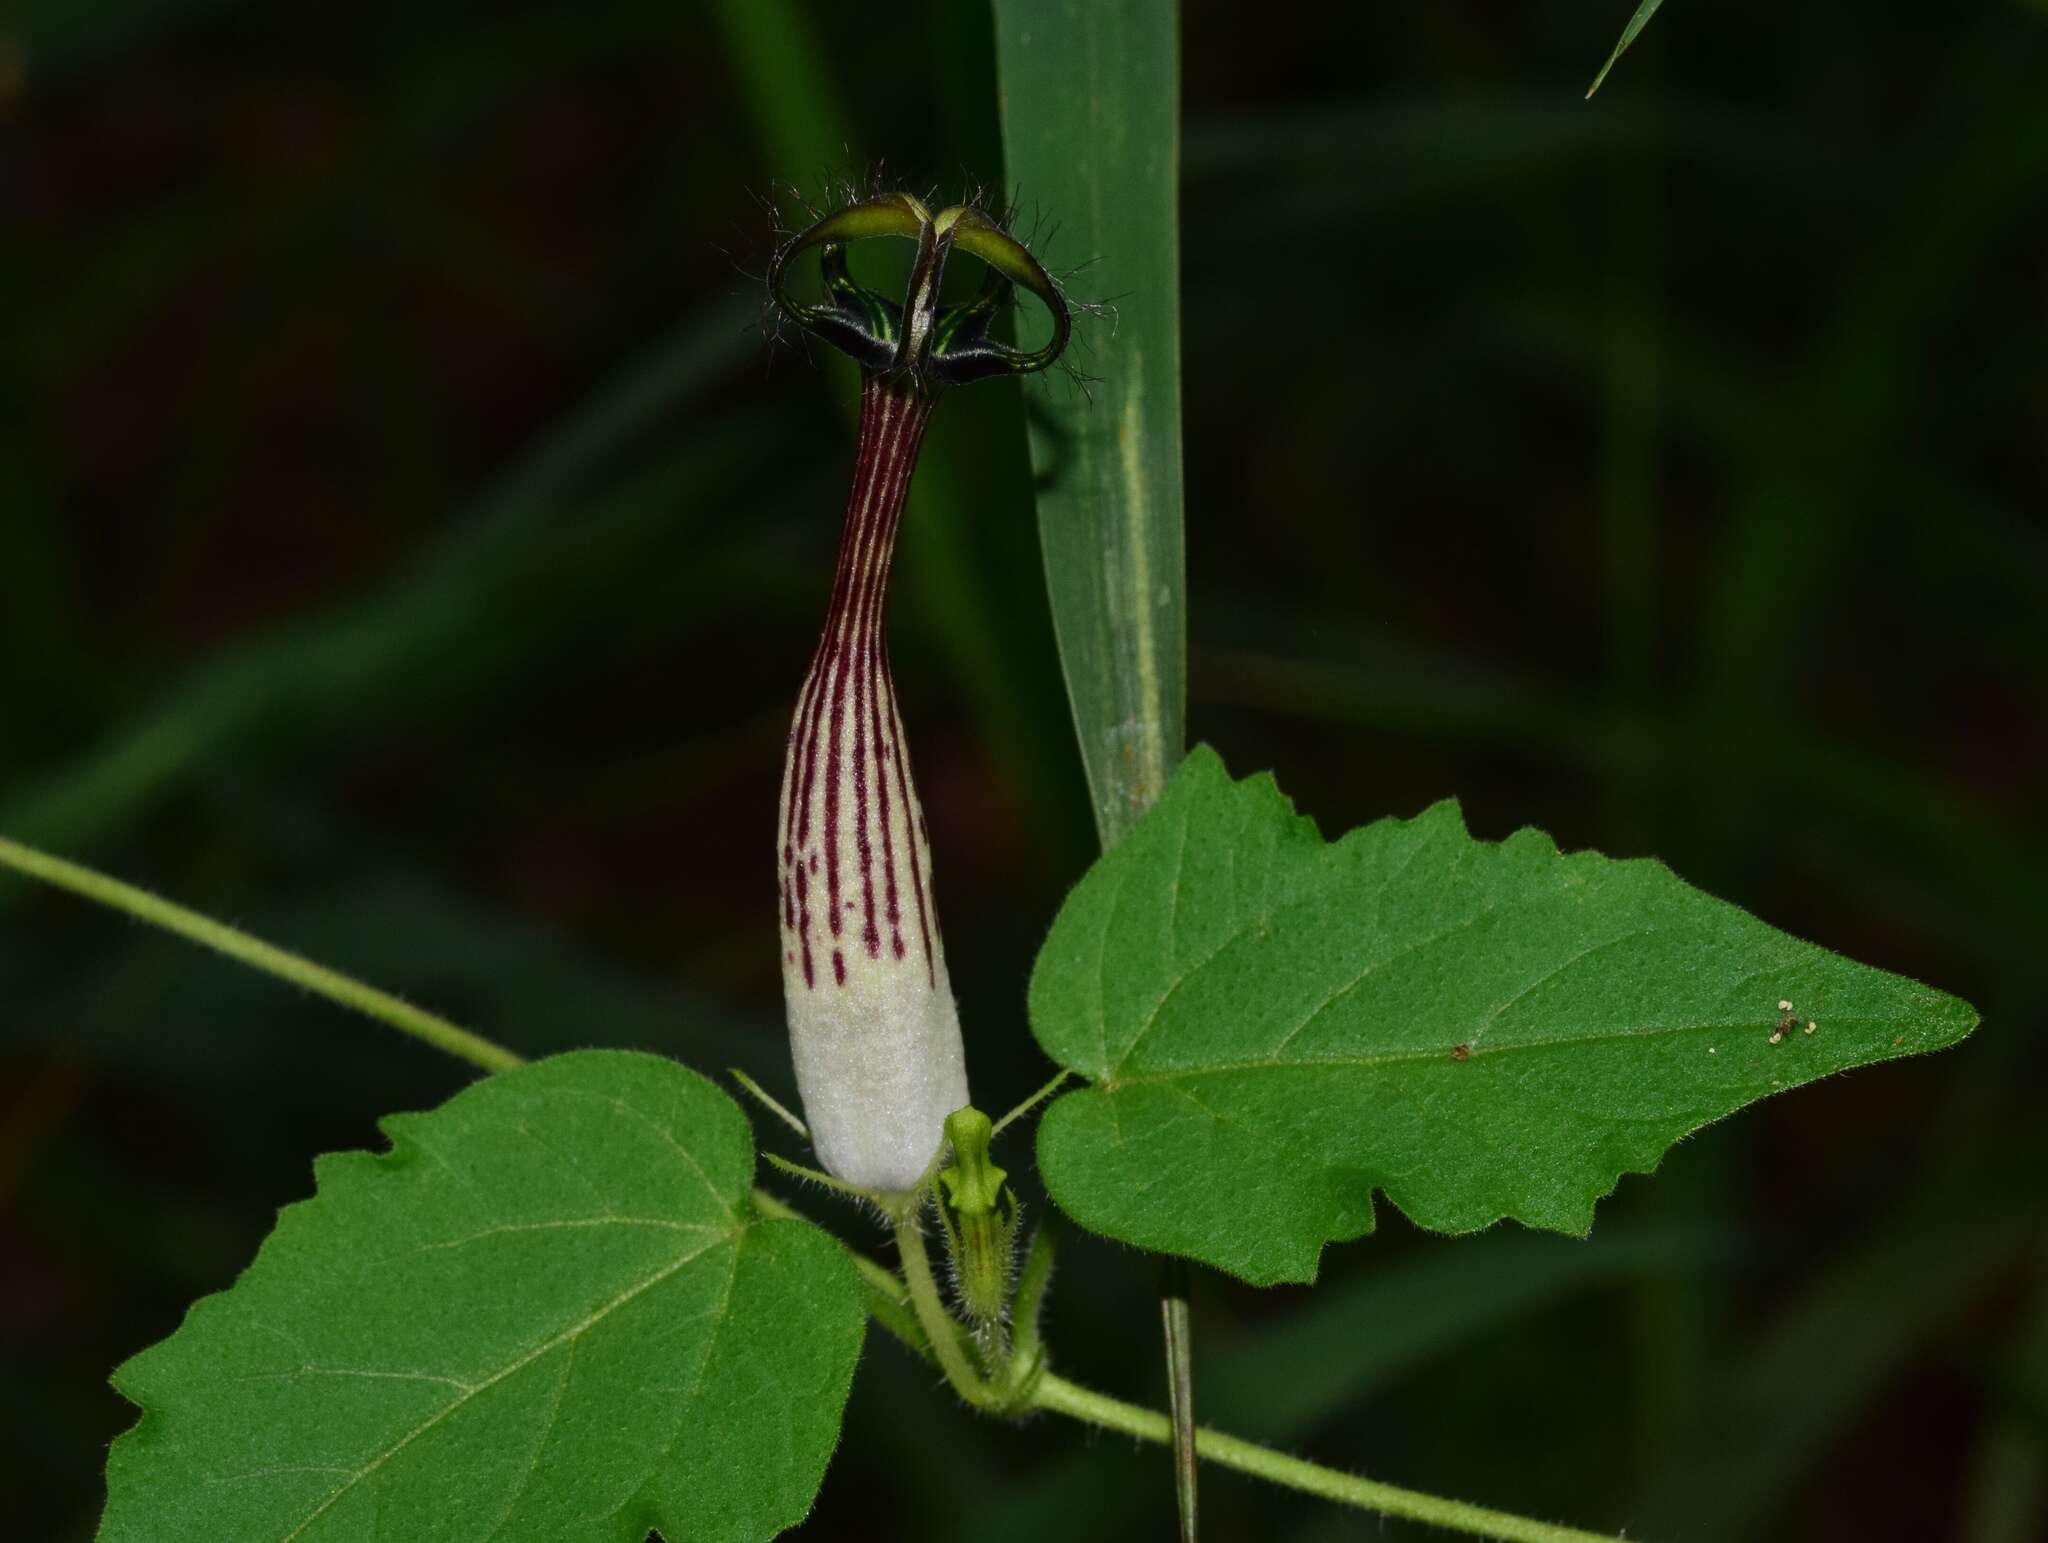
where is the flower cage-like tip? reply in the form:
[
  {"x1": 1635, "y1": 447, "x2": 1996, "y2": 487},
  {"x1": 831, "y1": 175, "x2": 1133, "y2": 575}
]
[{"x1": 768, "y1": 192, "x2": 1070, "y2": 391}]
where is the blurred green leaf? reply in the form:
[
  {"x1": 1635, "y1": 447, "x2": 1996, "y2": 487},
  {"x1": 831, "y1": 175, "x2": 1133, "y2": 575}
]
[
  {"x1": 1030, "y1": 747, "x2": 1977, "y2": 1284},
  {"x1": 1588, "y1": 2, "x2": 1665, "y2": 98},
  {"x1": 1958, "y1": 1274, "x2": 2048, "y2": 1543},
  {"x1": 1191, "y1": 629, "x2": 2048, "y2": 974},
  {"x1": 705, "y1": 0, "x2": 842, "y2": 185},
  {"x1": 0, "y1": 307, "x2": 764, "y2": 859},
  {"x1": 1689, "y1": 25, "x2": 2048, "y2": 881},
  {"x1": 10, "y1": 0, "x2": 243, "y2": 89},
  {"x1": 1637, "y1": 1131, "x2": 2044, "y2": 1537},
  {"x1": 0, "y1": 435, "x2": 90, "y2": 721},
  {"x1": 100, "y1": 1052, "x2": 864, "y2": 1543},
  {"x1": 1184, "y1": 94, "x2": 1841, "y2": 201},
  {"x1": 1202, "y1": 1227, "x2": 1723, "y2": 1443},
  {"x1": 993, "y1": 0, "x2": 1188, "y2": 846},
  {"x1": 1, "y1": 859, "x2": 769, "y2": 1090}
]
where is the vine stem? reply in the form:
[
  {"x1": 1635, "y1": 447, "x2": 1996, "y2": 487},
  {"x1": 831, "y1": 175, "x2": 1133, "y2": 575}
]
[
  {"x1": 5, "y1": 834, "x2": 1637, "y2": 1543},
  {"x1": 1028, "y1": 1374, "x2": 1627, "y2": 1543},
  {"x1": 750, "y1": 1196, "x2": 1631, "y2": 1543},
  {"x1": 890, "y1": 1203, "x2": 1006, "y2": 1411},
  {"x1": 0, "y1": 835, "x2": 523, "y2": 1077}
]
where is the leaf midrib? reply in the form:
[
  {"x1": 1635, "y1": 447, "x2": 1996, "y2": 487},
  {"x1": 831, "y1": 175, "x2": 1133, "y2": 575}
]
[
  {"x1": 1106, "y1": 813, "x2": 1518, "y2": 1074},
  {"x1": 1098, "y1": 1016, "x2": 1899, "y2": 1091},
  {"x1": 275, "y1": 1226, "x2": 736, "y2": 1542}
]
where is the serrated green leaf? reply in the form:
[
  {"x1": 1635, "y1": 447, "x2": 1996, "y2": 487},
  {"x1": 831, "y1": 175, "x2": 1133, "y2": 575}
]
[
  {"x1": 1029, "y1": 747, "x2": 1978, "y2": 1286},
  {"x1": 99, "y1": 1051, "x2": 864, "y2": 1543}
]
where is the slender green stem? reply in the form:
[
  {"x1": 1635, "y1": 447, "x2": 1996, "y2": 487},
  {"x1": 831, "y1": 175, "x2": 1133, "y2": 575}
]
[
  {"x1": 1010, "y1": 1215, "x2": 1058, "y2": 1370},
  {"x1": 0, "y1": 834, "x2": 525, "y2": 1076},
  {"x1": 757, "y1": 1184, "x2": 1636, "y2": 1543},
  {"x1": 990, "y1": 1067, "x2": 1072, "y2": 1137},
  {"x1": 762, "y1": 1151, "x2": 893, "y2": 1211},
  {"x1": 1158, "y1": 1257, "x2": 1199, "y2": 1542},
  {"x1": 729, "y1": 1068, "x2": 809, "y2": 1139},
  {"x1": 855, "y1": 1273, "x2": 929, "y2": 1358},
  {"x1": 893, "y1": 1204, "x2": 1005, "y2": 1411},
  {"x1": 1030, "y1": 1373, "x2": 1629, "y2": 1543}
]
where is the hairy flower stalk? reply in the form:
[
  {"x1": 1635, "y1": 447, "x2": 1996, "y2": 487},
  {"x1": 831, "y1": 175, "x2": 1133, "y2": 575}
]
[{"x1": 769, "y1": 192, "x2": 1069, "y2": 1192}]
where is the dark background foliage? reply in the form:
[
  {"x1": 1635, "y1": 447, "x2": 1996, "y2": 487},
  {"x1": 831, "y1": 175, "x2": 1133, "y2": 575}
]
[{"x1": 4, "y1": 1, "x2": 2045, "y2": 1538}]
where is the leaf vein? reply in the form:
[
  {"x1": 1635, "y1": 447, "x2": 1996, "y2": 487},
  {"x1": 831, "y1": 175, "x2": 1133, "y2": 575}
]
[
  {"x1": 273, "y1": 1233, "x2": 725, "y2": 1543},
  {"x1": 1107, "y1": 1017, "x2": 1800, "y2": 1087}
]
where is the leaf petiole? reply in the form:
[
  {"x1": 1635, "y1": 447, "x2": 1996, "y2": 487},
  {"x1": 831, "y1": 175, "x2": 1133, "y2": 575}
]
[
  {"x1": 729, "y1": 1067, "x2": 810, "y2": 1139},
  {"x1": 990, "y1": 1067, "x2": 1072, "y2": 1137}
]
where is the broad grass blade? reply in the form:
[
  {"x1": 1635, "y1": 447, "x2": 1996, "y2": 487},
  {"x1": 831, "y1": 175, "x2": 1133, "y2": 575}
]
[{"x1": 993, "y1": 0, "x2": 1187, "y2": 848}]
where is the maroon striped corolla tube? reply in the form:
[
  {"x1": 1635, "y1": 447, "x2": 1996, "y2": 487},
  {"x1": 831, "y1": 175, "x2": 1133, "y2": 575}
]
[{"x1": 768, "y1": 192, "x2": 1069, "y2": 1191}]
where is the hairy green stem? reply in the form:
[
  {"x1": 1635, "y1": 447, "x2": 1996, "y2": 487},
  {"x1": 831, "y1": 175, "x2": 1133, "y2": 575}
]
[
  {"x1": 757, "y1": 1197, "x2": 1633, "y2": 1543},
  {"x1": 1030, "y1": 1374, "x2": 1628, "y2": 1543},
  {"x1": 0, "y1": 835, "x2": 524, "y2": 1075},
  {"x1": 1010, "y1": 1215, "x2": 1058, "y2": 1369},
  {"x1": 892, "y1": 1205, "x2": 1006, "y2": 1411},
  {"x1": 990, "y1": 1067, "x2": 1072, "y2": 1137}
]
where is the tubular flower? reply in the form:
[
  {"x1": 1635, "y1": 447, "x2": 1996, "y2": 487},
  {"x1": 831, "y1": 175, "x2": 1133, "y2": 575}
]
[{"x1": 769, "y1": 192, "x2": 1069, "y2": 1192}]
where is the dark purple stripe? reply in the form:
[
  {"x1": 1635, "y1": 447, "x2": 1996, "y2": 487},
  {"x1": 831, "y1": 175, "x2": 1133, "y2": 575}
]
[
  {"x1": 878, "y1": 400, "x2": 939, "y2": 987},
  {"x1": 848, "y1": 399, "x2": 892, "y2": 960},
  {"x1": 786, "y1": 383, "x2": 879, "y2": 861},
  {"x1": 866, "y1": 542, "x2": 905, "y2": 961},
  {"x1": 783, "y1": 373, "x2": 936, "y2": 993},
  {"x1": 818, "y1": 389, "x2": 889, "y2": 942},
  {"x1": 882, "y1": 661, "x2": 937, "y2": 988},
  {"x1": 786, "y1": 381, "x2": 886, "y2": 989},
  {"x1": 856, "y1": 394, "x2": 924, "y2": 960}
]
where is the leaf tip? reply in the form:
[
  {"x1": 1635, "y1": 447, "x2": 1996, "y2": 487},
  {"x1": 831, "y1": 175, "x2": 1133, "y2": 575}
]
[{"x1": 1920, "y1": 988, "x2": 1981, "y2": 1050}]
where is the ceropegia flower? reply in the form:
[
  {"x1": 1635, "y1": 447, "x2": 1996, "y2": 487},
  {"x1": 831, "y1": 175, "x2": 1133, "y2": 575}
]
[{"x1": 768, "y1": 191, "x2": 1069, "y2": 1193}]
